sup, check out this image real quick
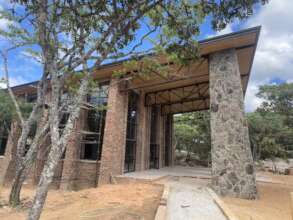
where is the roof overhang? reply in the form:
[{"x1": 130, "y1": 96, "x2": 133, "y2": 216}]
[
  {"x1": 123, "y1": 26, "x2": 261, "y2": 114},
  {"x1": 10, "y1": 26, "x2": 260, "y2": 115}
]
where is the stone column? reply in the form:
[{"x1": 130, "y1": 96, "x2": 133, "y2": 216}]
[
  {"x1": 209, "y1": 49, "x2": 257, "y2": 199},
  {"x1": 98, "y1": 78, "x2": 128, "y2": 185}
]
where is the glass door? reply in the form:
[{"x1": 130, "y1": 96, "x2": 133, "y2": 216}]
[
  {"x1": 124, "y1": 91, "x2": 138, "y2": 173},
  {"x1": 149, "y1": 106, "x2": 159, "y2": 169}
]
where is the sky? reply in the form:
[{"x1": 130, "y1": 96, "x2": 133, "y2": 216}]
[{"x1": 0, "y1": 0, "x2": 292, "y2": 112}]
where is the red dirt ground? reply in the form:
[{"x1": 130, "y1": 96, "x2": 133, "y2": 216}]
[
  {"x1": 0, "y1": 182, "x2": 163, "y2": 220},
  {"x1": 224, "y1": 172, "x2": 293, "y2": 220}
]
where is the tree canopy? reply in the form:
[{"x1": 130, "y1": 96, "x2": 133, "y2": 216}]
[
  {"x1": 249, "y1": 83, "x2": 293, "y2": 160},
  {"x1": 0, "y1": 90, "x2": 33, "y2": 127}
]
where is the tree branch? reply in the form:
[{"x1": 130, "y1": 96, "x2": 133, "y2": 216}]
[{"x1": 0, "y1": 49, "x2": 25, "y2": 126}]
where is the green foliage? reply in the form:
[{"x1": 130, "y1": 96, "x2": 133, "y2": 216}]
[
  {"x1": 257, "y1": 83, "x2": 293, "y2": 127},
  {"x1": 0, "y1": 90, "x2": 33, "y2": 127},
  {"x1": 174, "y1": 123, "x2": 197, "y2": 151},
  {"x1": 0, "y1": 90, "x2": 15, "y2": 128},
  {"x1": 247, "y1": 112, "x2": 289, "y2": 160},
  {"x1": 64, "y1": 71, "x2": 86, "y2": 93},
  {"x1": 174, "y1": 83, "x2": 293, "y2": 163},
  {"x1": 248, "y1": 82, "x2": 293, "y2": 160},
  {"x1": 174, "y1": 111, "x2": 211, "y2": 162}
]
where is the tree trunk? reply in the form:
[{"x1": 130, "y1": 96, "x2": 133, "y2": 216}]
[
  {"x1": 27, "y1": 151, "x2": 59, "y2": 220},
  {"x1": 27, "y1": 73, "x2": 89, "y2": 220},
  {"x1": 2, "y1": 47, "x2": 48, "y2": 206},
  {"x1": 6, "y1": 124, "x2": 33, "y2": 206},
  {"x1": 9, "y1": 168, "x2": 26, "y2": 206},
  {"x1": 9, "y1": 119, "x2": 49, "y2": 206}
]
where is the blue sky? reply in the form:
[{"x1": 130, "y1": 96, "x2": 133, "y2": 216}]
[{"x1": 0, "y1": 0, "x2": 293, "y2": 112}]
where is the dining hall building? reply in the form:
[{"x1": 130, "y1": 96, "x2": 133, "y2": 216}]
[{"x1": 0, "y1": 27, "x2": 260, "y2": 195}]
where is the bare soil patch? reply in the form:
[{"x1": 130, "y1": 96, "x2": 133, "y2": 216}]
[
  {"x1": 0, "y1": 182, "x2": 163, "y2": 220},
  {"x1": 223, "y1": 172, "x2": 293, "y2": 220}
]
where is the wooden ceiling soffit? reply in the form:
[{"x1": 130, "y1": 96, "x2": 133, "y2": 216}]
[{"x1": 124, "y1": 58, "x2": 208, "y2": 91}]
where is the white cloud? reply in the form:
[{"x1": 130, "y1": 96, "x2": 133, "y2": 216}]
[
  {"x1": 0, "y1": 18, "x2": 11, "y2": 30},
  {"x1": 0, "y1": 5, "x2": 12, "y2": 30},
  {"x1": 243, "y1": 0, "x2": 293, "y2": 112},
  {"x1": 0, "y1": 75, "x2": 28, "y2": 88},
  {"x1": 207, "y1": 1, "x2": 293, "y2": 112},
  {"x1": 244, "y1": 82, "x2": 264, "y2": 112}
]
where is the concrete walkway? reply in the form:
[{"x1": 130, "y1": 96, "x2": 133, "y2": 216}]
[
  {"x1": 165, "y1": 177, "x2": 227, "y2": 220},
  {"x1": 119, "y1": 166, "x2": 211, "y2": 181},
  {"x1": 118, "y1": 166, "x2": 228, "y2": 219}
]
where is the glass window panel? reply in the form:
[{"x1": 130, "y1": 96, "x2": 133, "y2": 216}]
[{"x1": 80, "y1": 81, "x2": 109, "y2": 161}]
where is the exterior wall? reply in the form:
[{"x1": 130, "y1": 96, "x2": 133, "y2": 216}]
[
  {"x1": 74, "y1": 160, "x2": 101, "y2": 190},
  {"x1": 33, "y1": 134, "x2": 51, "y2": 185},
  {"x1": 0, "y1": 84, "x2": 175, "y2": 190},
  {"x1": 0, "y1": 122, "x2": 20, "y2": 185},
  {"x1": 0, "y1": 111, "x2": 103, "y2": 190},
  {"x1": 59, "y1": 115, "x2": 82, "y2": 190},
  {"x1": 98, "y1": 78, "x2": 128, "y2": 185},
  {"x1": 209, "y1": 49, "x2": 257, "y2": 199}
]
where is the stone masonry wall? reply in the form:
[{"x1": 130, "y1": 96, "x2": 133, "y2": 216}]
[{"x1": 209, "y1": 49, "x2": 257, "y2": 199}]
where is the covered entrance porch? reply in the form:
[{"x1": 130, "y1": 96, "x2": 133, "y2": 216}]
[{"x1": 98, "y1": 26, "x2": 260, "y2": 199}]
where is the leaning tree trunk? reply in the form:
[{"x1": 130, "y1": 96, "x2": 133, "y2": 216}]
[
  {"x1": 26, "y1": 148, "x2": 62, "y2": 220},
  {"x1": 9, "y1": 119, "x2": 49, "y2": 206},
  {"x1": 8, "y1": 171, "x2": 26, "y2": 206},
  {"x1": 9, "y1": 164, "x2": 35, "y2": 206},
  {"x1": 4, "y1": 49, "x2": 48, "y2": 206},
  {"x1": 7, "y1": 122, "x2": 34, "y2": 206}
]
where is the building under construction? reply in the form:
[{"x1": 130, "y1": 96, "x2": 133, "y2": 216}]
[{"x1": 0, "y1": 27, "x2": 260, "y2": 193}]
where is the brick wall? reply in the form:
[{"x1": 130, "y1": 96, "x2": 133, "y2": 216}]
[
  {"x1": 74, "y1": 160, "x2": 100, "y2": 190},
  {"x1": 0, "y1": 122, "x2": 20, "y2": 185},
  {"x1": 98, "y1": 78, "x2": 128, "y2": 185}
]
